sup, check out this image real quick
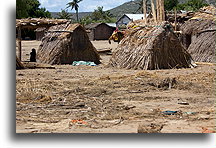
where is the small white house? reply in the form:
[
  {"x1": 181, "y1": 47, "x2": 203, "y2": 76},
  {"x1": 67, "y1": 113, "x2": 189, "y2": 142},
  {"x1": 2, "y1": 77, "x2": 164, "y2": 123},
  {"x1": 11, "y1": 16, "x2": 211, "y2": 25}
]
[{"x1": 116, "y1": 14, "x2": 149, "y2": 28}]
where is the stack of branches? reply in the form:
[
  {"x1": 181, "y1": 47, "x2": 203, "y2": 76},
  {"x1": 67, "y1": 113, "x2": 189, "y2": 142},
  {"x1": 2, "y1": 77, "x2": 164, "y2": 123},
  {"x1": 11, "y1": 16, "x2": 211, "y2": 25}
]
[
  {"x1": 16, "y1": 18, "x2": 70, "y2": 29},
  {"x1": 109, "y1": 21, "x2": 192, "y2": 70},
  {"x1": 180, "y1": 17, "x2": 215, "y2": 63},
  {"x1": 16, "y1": 56, "x2": 24, "y2": 70},
  {"x1": 37, "y1": 23, "x2": 101, "y2": 65}
]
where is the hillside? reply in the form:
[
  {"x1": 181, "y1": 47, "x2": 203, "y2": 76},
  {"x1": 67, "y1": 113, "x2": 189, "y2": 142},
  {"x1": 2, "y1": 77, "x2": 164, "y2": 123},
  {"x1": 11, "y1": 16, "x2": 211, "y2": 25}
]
[{"x1": 51, "y1": 0, "x2": 215, "y2": 19}]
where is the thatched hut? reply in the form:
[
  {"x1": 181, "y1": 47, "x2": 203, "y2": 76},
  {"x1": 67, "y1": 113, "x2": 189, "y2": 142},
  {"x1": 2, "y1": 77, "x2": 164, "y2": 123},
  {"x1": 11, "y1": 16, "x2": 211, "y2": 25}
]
[
  {"x1": 37, "y1": 23, "x2": 101, "y2": 65},
  {"x1": 180, "y1": 17, "x2": 215, "y2": 63},
  {"x1": 85, "y1": 23, "x2": 116, "y2": 41},
  {"x1": 109, "y1": 21, "x2": 192, "y2": 70}
]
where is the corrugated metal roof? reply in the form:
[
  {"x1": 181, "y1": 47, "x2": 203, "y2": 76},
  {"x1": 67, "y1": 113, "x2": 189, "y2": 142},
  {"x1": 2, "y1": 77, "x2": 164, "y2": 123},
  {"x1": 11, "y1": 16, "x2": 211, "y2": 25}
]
[
  {"x1": 106, "y1": 23, "x2": 116, "y2": 28},
  {"x1": 125, "y1": 14, "x2": 149, "y2": 20}
]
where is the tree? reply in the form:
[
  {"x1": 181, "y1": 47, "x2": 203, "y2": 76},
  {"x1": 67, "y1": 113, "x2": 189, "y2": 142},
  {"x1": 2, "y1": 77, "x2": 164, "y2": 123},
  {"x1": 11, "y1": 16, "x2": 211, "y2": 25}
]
[
  {"x1": 80, "y1": 6, "x2": 116, "y2": 25},
  {"x1": 16, "y1": 0, "x2": 51, "y2": 18},
  {"x1": 176, "y1": 0, "x2": 208, "y2": 11},
  {"x1": 66, "y1": 0, "x2": 83, "y2": 22},
  {"x1": 57, "y1": 9, "x2": 72, "y2": 19},
  {"x1": 164, "y1": 0, "x2": 179, "y2": 11},
  {"x1": 91, "y1": 6, "x2": 115, "y2": 22}
]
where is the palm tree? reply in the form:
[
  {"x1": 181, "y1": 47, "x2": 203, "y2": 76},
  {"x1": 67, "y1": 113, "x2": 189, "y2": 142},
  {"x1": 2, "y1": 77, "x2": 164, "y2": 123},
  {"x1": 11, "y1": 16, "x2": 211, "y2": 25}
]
[{"x1": 66, "y1": 0, "x2": 83, "y2": 22}]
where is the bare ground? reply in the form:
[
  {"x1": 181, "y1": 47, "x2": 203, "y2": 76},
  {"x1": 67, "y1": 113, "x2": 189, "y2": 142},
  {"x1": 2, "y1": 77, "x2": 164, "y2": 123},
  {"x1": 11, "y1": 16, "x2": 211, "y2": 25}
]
[{"x1": 16, "y1": 40, "x2": 216, "y2": 133}]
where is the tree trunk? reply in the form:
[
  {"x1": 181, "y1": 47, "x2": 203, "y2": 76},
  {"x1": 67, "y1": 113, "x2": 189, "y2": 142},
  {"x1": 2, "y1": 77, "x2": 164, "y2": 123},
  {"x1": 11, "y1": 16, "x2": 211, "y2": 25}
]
[{"x1": 76, "y1": 10, "x2": 79, "y2": 22}]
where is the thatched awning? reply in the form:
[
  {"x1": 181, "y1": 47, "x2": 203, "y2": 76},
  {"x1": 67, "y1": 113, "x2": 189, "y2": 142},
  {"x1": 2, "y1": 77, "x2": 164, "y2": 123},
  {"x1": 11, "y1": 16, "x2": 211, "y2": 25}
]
[{"x1": 16, "y1": 18, "x2": 70, "y2": 29}]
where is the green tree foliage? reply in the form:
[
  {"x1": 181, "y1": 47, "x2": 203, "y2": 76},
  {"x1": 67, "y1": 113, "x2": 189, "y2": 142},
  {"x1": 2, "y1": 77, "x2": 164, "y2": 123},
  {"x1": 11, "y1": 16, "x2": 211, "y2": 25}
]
[
  {"x1": 164, "y1": 0, "x2": 179, "y2": 11},
  {"x1": 176, "y1": 0, "x2": 209, "y2": 11},
  {"x1": 57, "y1": 9, "x2": 72, "y2": 19},
  {"x1": 80, "y1": 6, "x2": 116, "y2": 25},
  {"x1": 67, "y1": 0, "x2": 83, "y2": 22},
  {"x1": 16, "y1": 0, "x2": 51, "y2": 18}
]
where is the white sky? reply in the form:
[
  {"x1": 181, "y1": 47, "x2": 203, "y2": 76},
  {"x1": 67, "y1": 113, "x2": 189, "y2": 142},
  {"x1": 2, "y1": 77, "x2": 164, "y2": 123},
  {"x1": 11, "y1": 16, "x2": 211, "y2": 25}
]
[{"x1": 38, "y1": 0, "x2": 132, "y2": 12}]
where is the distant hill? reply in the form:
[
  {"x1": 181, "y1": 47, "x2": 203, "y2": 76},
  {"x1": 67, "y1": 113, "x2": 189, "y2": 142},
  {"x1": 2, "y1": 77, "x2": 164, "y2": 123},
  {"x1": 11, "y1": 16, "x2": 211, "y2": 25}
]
[
  {"x1": 51, "y1": 0, "x2": 215, "y2": 19},
  {"x1": 51, "y1": 12, "x2": 92, "y2": 20}
]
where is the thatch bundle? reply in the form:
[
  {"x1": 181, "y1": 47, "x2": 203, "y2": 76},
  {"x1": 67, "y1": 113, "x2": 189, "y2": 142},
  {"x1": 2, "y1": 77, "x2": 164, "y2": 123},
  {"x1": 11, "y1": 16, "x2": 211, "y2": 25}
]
[
  {"x1": 16, "y1": 18, "x2": 69, "y2": 29},
  {"x1": 180, "y1": 18, "x2": 215, "y2": 63},
  {"x1": 37, "y1": 23, "x2": 101, "y2": 65},
  {"x1": 16, "y1": 56, "x2": 24, "y2": 70},
  {"x1": 109, "y1": 21, "x2": 192, "y2": 70}
]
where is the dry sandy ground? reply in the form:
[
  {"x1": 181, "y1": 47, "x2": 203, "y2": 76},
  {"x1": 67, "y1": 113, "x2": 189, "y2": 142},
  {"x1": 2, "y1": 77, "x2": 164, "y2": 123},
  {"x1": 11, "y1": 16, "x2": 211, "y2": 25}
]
[{"x1": 16, "y1": 40, "x2": 215, "y2": 133}]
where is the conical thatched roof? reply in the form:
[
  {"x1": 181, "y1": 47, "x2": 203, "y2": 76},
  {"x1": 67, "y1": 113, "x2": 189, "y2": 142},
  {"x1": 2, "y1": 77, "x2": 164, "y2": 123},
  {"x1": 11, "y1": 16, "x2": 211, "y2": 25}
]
[
  {"x1": 109, "y1": 21, "x2": 192, "y2": 70},
  {"x1": 37, "y1": 23, "x2": 101, "y2": 65},
  {"x1": 180, "y1": 19, "x2": 215, "y2": 63}
]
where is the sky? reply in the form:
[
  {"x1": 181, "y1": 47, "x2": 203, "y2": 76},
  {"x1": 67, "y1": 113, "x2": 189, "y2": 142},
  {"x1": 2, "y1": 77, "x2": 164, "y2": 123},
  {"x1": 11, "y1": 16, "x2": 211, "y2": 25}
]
[{"x1": 38, "y1": 0, "x2": 132, "y2": 12}]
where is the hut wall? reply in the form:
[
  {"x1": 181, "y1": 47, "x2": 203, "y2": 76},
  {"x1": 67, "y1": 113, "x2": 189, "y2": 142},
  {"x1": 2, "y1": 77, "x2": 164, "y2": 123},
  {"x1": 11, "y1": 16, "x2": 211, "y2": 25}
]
[
  {"x1": 87, "y1": 30, "x2": 95, "y2": 41},
  {"x1": 36, "y1": 31, "x2": 45, "y2": 41},
  {"x1": 94, "y1": 24, "x2": 115, "y2": 40}
]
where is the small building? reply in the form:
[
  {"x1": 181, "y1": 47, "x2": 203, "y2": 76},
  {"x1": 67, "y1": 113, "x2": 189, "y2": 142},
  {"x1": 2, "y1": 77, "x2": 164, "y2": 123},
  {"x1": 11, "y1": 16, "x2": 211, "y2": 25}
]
[
  {"x1": 116, "y1": 14, "x2": 149, "y2": 28},
  {"x1": 35, "y1": 27, "x2": 48, "y2": 41},
  {"x1": 85, "y1": 23, "x2": 116, "y2": 41}
]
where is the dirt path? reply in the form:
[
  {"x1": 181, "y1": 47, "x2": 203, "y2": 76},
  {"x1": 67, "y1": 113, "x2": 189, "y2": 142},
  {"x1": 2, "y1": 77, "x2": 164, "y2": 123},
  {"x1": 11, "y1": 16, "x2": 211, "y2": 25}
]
[{"x1": 16, "y1": 40, "x2": 216, "y2": 133}]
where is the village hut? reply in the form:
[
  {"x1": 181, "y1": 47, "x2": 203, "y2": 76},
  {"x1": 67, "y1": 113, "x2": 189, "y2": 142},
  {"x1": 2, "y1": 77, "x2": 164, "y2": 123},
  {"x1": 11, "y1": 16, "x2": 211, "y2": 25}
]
[
  {"x1": 85, "y1": 23, "x2": 116, "y2": 41},
  {"x1": 37, "y1": 23, "x2": 101, "y2": 65},
  {"x1": 16, "y1": 56, "x2": 24, "y2": 70},
  {"x1": 180, "y1": 6, "x2": 215, "y2": 63},
  {"x1": 16, "y1": 18, "x2": 70, "y2": 61},
  {"x1": 109, "y1": 21, "x2": 192, "y2": 70}
]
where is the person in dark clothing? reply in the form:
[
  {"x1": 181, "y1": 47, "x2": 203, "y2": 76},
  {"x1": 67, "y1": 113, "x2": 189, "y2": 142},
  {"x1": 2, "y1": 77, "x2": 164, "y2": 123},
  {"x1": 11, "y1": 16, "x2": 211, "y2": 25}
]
[{"x1": 30, "y1": 48, "x2": 36, "y2": 62}]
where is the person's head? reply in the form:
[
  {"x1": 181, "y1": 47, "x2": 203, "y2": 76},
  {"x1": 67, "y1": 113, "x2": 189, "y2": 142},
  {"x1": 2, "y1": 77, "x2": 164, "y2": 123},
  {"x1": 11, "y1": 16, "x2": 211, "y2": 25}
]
[{"x1": 32, "y1": 48, "x2": 36, "y2": 52}]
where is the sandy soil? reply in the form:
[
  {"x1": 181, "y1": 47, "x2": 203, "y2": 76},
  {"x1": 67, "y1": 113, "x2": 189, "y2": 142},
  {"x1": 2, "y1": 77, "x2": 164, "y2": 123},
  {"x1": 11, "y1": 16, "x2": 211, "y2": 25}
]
[{"x1": 16, "y1": 40, "x2": 215, "y2": 133}]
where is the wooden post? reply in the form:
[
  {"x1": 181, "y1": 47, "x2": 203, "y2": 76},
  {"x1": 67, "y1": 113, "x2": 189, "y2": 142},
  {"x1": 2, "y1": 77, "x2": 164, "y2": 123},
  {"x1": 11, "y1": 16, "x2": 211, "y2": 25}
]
[
  {"x1": 151, "y1": 0, "x2": 157, "y2": 23},
  {"x1": 161, "y1": 0, "x2": 165, "y2": 21},
  {"x1": 156, "y1": 0, "x2": 160, "y2": 22},
  {"x1": 174, "y1": 8, "x2": 177, "y2": 31},
  {"x1": 18, "y1": 26, "x2": 22, "y2": 61},
  {"x1": 143, "y1": 0, "x2": 147, "y2": 24}
]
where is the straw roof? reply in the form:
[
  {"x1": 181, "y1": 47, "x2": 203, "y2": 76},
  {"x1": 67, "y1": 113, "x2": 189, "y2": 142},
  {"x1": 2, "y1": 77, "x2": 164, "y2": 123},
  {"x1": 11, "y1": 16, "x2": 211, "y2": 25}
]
[
  {"x1": 37, "y1": 23, "x2": 101, "y2": 65},
  {"x1": 179, "y1": 6, "x2": 215, "y2": 63},
  {"x1": 109, "y1": 21, "x2": 192, "y2": 70},
  {"x1": 16, "y1": 18, "x2": 70, "y2": 29}
]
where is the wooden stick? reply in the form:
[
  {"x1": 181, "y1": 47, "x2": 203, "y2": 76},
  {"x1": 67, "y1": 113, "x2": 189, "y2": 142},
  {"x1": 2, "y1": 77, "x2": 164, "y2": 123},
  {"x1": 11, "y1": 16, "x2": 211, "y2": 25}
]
[
  {"x1": 151, "y1": 0, "x2": 157, "y2": 23},
  {"x1": 174, "y1": 8, "x2": 177, "y2": 31},
  {"x1": 197, "y1": 29, "x2": 216, "y2": 35},
  {"x1": 161, "y1": 0, "x2": 165, "y2": 21},
  {"x1": 156, "y1": 0, "x2": 160, "y2": 22},
  {"x1": 143, "y1": 0, "x2": 147, "y2": 24},
  {"x1": 46, "y1": 30, "x2": 74, "y2": 33},
  {"x1": 18, "y1": 26, "x2": 22, "y2": 61}
]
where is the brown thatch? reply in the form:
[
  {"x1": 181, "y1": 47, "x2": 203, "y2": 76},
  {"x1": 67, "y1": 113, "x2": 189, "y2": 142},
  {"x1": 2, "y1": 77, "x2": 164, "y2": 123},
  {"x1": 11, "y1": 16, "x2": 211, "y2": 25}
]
[
  {"x1": 37, "y1": 23, "x2": 101, "y2": 65},
  {"x1": 180, "y1": 18, "x2": 215, "y2": 63},
  {"x1": 16, "y1": 56, "x2": 24, "y2": 70},
  {"x1": 109, "y1": 21, "x2": 192, "y2": 70},
  {"x1": 16, "y1": 18, "x2": 70, "y2": 29}
]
